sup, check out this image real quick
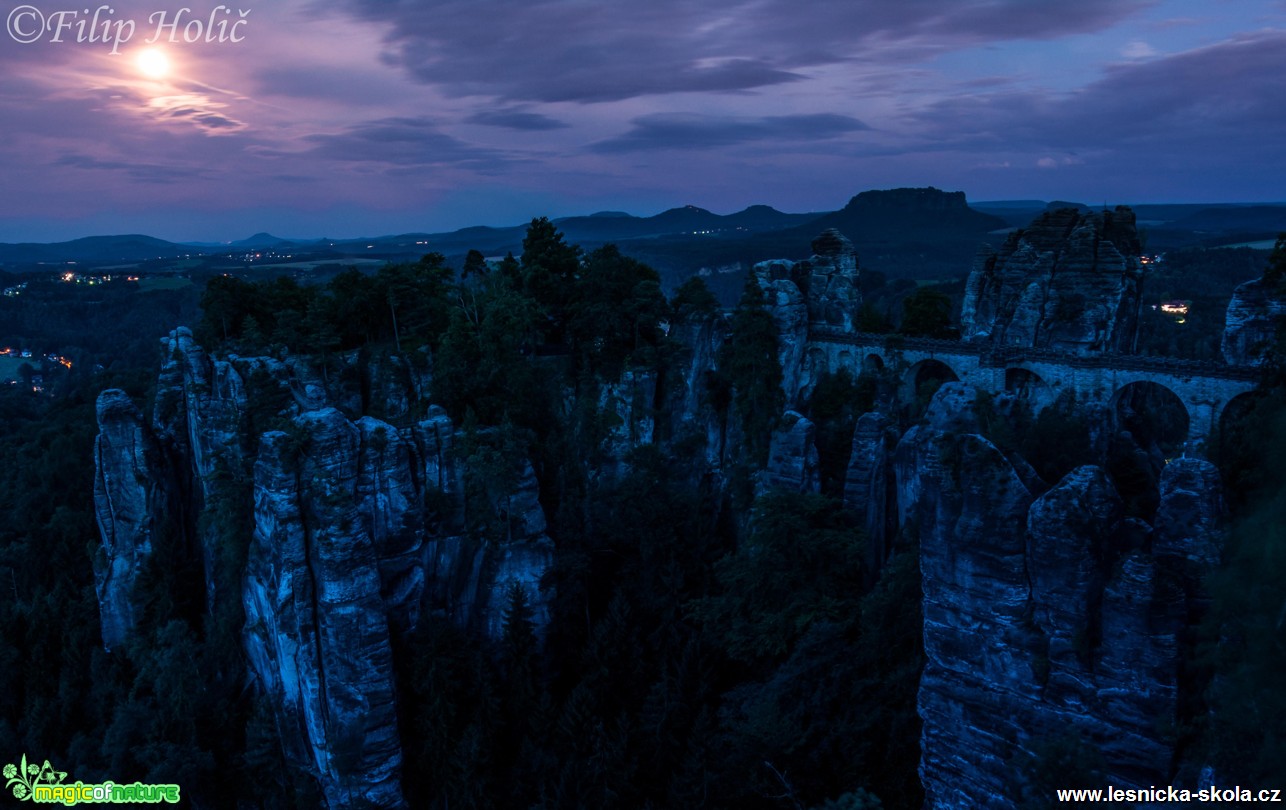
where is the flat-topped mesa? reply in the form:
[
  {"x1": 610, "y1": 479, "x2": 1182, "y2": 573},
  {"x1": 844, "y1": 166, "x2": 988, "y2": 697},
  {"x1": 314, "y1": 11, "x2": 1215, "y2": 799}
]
[{"x1": 961, "y1": 207, "x2": 1145, "y2": 355}]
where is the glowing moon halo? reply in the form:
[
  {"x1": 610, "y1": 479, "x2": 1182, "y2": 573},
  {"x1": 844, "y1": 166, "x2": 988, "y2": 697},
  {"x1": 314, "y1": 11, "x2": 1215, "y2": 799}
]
[{"x1": 135, "y1": 48, "x2": 171, "y2": 80}]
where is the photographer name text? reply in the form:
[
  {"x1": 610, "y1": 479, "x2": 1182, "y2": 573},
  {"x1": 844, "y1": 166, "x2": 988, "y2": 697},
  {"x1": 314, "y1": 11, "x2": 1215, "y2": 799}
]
[{"x1": 8, "y1": 5, "x2": 250, "y2": 53}]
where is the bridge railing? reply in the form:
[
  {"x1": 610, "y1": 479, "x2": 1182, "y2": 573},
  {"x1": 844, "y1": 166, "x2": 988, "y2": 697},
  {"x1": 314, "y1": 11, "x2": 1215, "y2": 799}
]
[
  {"x1": 810, "y1": 327, "x2": 986, "y2": 356},
  {"x1": 808, "y1": 328, "x2": 1261, "y2": 382}
]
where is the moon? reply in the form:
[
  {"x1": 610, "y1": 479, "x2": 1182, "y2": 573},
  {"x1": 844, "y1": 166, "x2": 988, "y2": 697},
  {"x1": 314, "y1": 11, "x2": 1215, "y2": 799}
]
[{"x1": 135, "y1": 48, "x2": 171, "y2": 80}]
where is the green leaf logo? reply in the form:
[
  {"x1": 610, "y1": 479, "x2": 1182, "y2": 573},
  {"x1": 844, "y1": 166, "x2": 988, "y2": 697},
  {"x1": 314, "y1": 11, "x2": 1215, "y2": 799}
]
[{"x1": 4, "y1": 754, "x2": 66, "y2": 801}]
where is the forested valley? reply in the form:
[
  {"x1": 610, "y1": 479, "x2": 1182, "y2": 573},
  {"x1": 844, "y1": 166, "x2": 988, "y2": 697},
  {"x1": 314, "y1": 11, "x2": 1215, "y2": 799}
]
[{"x1": 1, "y1": 221, "x2": 1283, "y2": 809}]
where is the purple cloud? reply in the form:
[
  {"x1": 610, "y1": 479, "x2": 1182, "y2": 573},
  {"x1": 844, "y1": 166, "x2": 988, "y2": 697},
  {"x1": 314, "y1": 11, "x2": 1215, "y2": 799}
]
[
  {"x1": 53, "y1": 154, "x2": 207, "y2": 183},
  {"x1": 2, "y1": 0, "x2": 1284, "y2": 242},
  {"x1": 591, "y1": 112, "x2": 868, "y2": 152},
  {"x1": 331, "y1": 0, "x2": 1153, "y2": 103},
  {"x1": 467, "y1": 109, "x2": 569, "y2": 130},
  {"x1": 905, "y1": 31, "x2": 1286, "y2": 154},
  {"x1": 304, "y1": 117, "x2": 515, "y2": 169}
]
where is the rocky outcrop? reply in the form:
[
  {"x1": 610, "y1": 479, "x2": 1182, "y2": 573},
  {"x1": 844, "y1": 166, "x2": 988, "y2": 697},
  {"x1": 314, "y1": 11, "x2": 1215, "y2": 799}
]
[
  {"x1": 1026, "y1": 466, "x2": 1124, "y2": 670},
  {"x1": 1154, "y1": 458, "x2": 1225, "y2": 609},
  {"x1": 152, "y1": 328, "x2": 251, "y2": 617},
  {"x1": 410, "y1": 420, "x2": 554, "y2": 640},
  {"x1": 154, "y1": 328, "x2": 248, "y2": 487},
  {"x1": 238, "y1": 401, "x2": 557, "y2": 808},
  {"x1": 908, "y1": 383, "x2": 1224, "y2": 809},
  {"x1": 800, "y1": 229, "x2": 863, "y2": 330},
  {"x1": 910, "y1": 428, "x2": 1035, "y2": 810},
  {"x1": 1093, "y1": 552, "x2": 1184, "y2": 785},
  {"x1": 476, "y1": 461, "x2": 554, "y2": 640},
  {"x1": 1026, "y1": 468, "x2": 1184, "y2": 789},
  {"x1": 94, "y1": 329, "x2": 559, "y2": 809},
  {"x1": 751, "y1": 229, "x2": 865, "y2": 404},
  {"x1": 243, "y1": 410, "x2": 407, "y2": 809},
  {"x1": 961, "y1": 207, "x2": 1144, "y2": 354},
  {"x1": 760, "y1": 410, "x2": 820, "y2": 494},
  {"x1": 753, "y1": 259, "x2": 810, "y2": 404},
  {"x1": 93, "y1": 390, "x2": 164, "y2": 651},
  {"x1": 666, "y1": 315, "x2": 730, "y2": 468},
  {"x1": 843, "y1": 411, "x2": 896, "y2": 583},
  {"x1": 356, "y1": 416, "x2": 426, "y2": 634},
  {"x1": 1221, "y1": 276, "x2": 1286, "y2": 365},
  {"x1": 596, "y1": 370, "x2": 658, "y2": 477}
]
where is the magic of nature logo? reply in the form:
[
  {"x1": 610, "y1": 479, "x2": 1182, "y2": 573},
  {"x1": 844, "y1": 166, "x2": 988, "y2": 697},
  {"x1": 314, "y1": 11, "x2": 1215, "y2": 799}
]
[{"x1": 4, "y1": 753, "x2": 180, "y2": 804}]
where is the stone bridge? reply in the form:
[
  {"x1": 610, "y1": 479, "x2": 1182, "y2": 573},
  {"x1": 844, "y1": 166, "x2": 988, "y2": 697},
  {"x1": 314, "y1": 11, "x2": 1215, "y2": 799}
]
[{"x1": 805, "y1": 328, "x2": 1261, "y2": 449}]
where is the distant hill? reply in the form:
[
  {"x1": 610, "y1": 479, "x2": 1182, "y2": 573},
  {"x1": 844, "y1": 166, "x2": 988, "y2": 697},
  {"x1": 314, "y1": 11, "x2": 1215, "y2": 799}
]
[
  {"x1": 552, "y1": 204, "x2": 820, "y2": 243},
  {"x1": 676, "y1": 187, "x2": 1012, "y2": 285},
  {"x1": 1045, "y1": 200, "x2": 1091, "y2": 213},
  {"x1": 800, "y1": 187, "x2": 1009, "y2": 241},
  {"x1": 0, "y1": 234, "x2": 195, "y2": 265},
  {"x1": 3, "y1": 192, "x2": 1281, "y2": 284},
  {"x1": 1163, "y1": 205, "x2": 1286, "y2": 234},
  {"x1": 973, "y1": 199, "x2": 1047, "y2": 210},
  {"x1": 232, "y1": 232, "x2": 297, "y2": 249}
]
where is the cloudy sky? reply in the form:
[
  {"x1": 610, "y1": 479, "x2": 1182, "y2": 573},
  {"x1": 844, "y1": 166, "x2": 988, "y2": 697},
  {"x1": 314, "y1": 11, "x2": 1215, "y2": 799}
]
[{"x1": 1, "y1": 0, "x2": 1284, "y2": 241}]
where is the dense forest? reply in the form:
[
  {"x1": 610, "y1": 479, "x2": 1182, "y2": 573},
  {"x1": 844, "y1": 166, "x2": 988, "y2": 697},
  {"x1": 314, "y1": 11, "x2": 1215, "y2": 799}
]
[{"x1": 0, "y1": 223, "x2": 1283, "y2": 808}]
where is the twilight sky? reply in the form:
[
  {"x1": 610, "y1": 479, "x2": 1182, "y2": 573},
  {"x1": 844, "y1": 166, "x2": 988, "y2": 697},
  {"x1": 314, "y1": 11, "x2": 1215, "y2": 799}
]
[{"x1": 1, "y1": 0, "x2": 1284, "y2": 242}]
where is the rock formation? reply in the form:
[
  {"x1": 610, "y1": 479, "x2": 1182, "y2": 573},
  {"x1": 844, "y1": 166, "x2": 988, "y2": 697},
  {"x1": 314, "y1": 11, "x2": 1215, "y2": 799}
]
[
  {"x1": 799, "y1": 229, "x2": 863, "y2": 331},
  {"x1": 243, "y1": 410, "x2": 407, "y2": 809},
  {"x1": 843, "y1": 411, "x2": 896, "y2": 585},
  {"x1": 1153, "y1": 458, "x2": 1226, "y2": 609},
  {"x1": 1221, "y1": 276, "x2": 1286, "y2": 365},
  {"x1": 905, "y1": 384, "x2": 1225, "y2": 809},
  {"x1": 93, "y1": 390, "x2": 165, "y2": 651},
  {"x1": 665, "y1": 314, "x2": 731, "y2": 468},
  {"x1": 94, "y1": 330, "x2": 555, "y2": 809},
  {"x1": 752, "y1": 229, "x2": 864, "y2": 403},
  {"x1": 804, "y1": 187, "x2": 1009, "y2": 242},
  {"x1": 961, "y1": 207, "x2": 1144, "y2": 354},
  {"x1": 91, "y1": 280, "x2": 1235, "y2": 809},
  {"x1": 752, "y1": 257, "x2": 810, "y2": 403},
  {"x1": 595, "y1": 369, "x2": 658, "y2": 477},
  {"x1": 760, "y1": 410, "x2": 820, "y2": 494}
]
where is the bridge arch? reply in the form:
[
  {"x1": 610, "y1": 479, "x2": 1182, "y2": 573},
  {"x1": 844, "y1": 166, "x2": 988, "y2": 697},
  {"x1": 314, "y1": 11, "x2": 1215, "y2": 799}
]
[
  {"x1": 1004, "y1": 367, "x2": 1054, "y2": 409},
  {"x1": 808, "y1": 331, "x2": 1259, "y2": 456},
  {"x1": 1217, "y1": 389, "x2": 1269, "y2": 441},
  {"x1": 1110, "y1": 380, "x2": 1190, "y2": 453},
  {"x1": 903, "y1": 358, "x2": 960, "y2": 406}
]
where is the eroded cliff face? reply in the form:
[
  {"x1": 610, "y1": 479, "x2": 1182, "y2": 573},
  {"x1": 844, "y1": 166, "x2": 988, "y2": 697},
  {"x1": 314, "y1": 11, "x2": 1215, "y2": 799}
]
[
  {"x1": 961, "y1": 207, "x2": 1144, "y2": 354},
  {"x1": 904, "y1": 385, "x2": 1224, "y2": 809},
  {"x1": 594, "y1": 369, "x2": 658, "y2": 479},
  {"x1": 92, "y1": 244, "x2": 1233, "y2": 808},
  {"x1": 843, "y1": 411, "x2": 897, "y2": 586},
  {"x1": 660, "y1": 312, "x2": 738, "y2": 473},
  {"x1": 243, "y1": 411, "x2": 407, "y2": 809},
  {"x1": 1221, "y1": 276, "x2": 1286, "y2": 365},
  {"x1": 761, "y1": 410, "x2": 821, "y2": 494},
  {"x1": 752, "y1": 229, "x2": 864, "y2": 404},
  {"x1": 93, "y1": 390, "x2": 165, "y2": 651},
  {"x1": 95, "y1": 329, "x2": 555, "y2": 809}
]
